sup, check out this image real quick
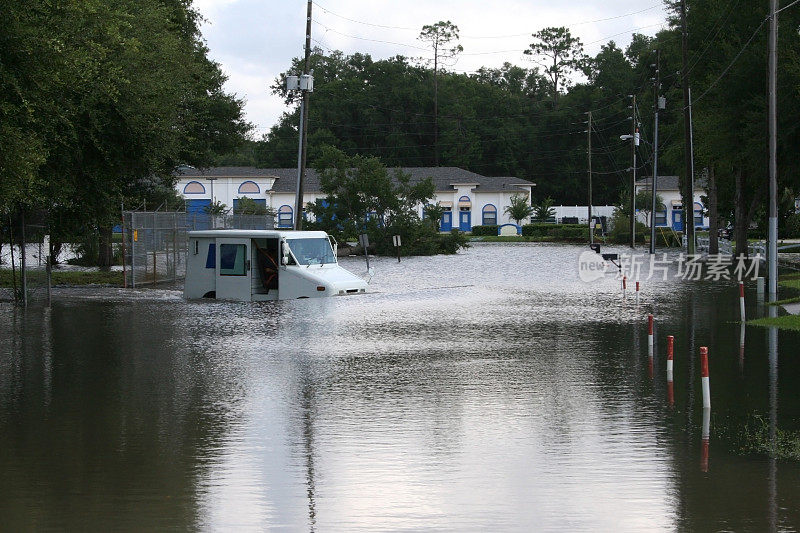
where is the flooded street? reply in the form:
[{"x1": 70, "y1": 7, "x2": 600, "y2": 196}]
[{"x1": 1, "y1": 243, "x2": 799, "y2": 531}]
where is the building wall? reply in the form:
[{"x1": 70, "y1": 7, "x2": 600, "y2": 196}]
[
  {"x1": 177, "y1": 177, "x2": 276, "y2": 211},
  {"x1": 553, "y1": 205, "x2": 616, "y2": 223},
  {"x1": 633, "y1": 186, "x2": 708, "y2": 230},
  {"x1": 175, "y1": 176, "x2": 536, "y2": 231}
]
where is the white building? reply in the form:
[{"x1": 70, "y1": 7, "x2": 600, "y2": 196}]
[
  {"x1": 634, "y1": 175, "x2": 708, "y2": 231},
  {"x1": 174, "y1": 166, "x2": 536, "y2": 232}
]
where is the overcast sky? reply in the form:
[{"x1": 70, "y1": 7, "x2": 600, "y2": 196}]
[{"x1": 192, "y1": 0, "x2": 670, "y2": 138}]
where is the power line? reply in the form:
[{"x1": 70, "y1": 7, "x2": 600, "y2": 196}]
[
  {"x1": 312, "y1": 0, "x2": 664, "y2": 39},
  {"x1": 312, "y1": 15, "x2": 667, "y2": 60},
  {"x1": 684, "y1": 0, "x2": 740, "y2": 76},
  {"x1": 690, "y1": 16, "x2": 767, "y2": 106}
]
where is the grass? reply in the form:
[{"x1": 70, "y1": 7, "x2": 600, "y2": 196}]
[
  {"x1": 0, "y1": 269, "x2": 123, "y2": 288},
  {"x1": 766, "y1": 296, "x2": 800, "y2": 307},
  {"x1": 779, "y1": 278, "x2": 800, "y2": 290},
  {"x1": 716, "y1": 414, "x2": 800, "y2": 461},
  {"x1": 761, "y1": 274, "x2": 800, "y2": 306},
  {"x1": 748, "y1": 314, "x2": 800, "y2": 331}
]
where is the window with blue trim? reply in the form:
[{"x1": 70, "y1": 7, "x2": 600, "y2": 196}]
[
  {"x1": 277, "y1": 205, "x2": 293, "y2": 227},
  {"x1": 694, "y1": 202, "x2": 704, "y2": 226},
  {"x1": 238, "y1": 181, "x2": 260, "y2": 194},
  {"x1": 183, "y1": 181, "x2": 205, "y2": 194},
  {"x1": 482, "y1": 204, "x2": 497, "y2": 225}
]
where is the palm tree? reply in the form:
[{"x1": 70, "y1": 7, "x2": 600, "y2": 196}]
[
  {"x1": 533, "y1": 197, "x2": 556, "y2": 223},
  {"x1": 504, "y1": 194, "x2": 534, "y2": 225}
]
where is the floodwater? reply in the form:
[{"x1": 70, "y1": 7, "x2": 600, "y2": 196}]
[{"x1": 1, "y1": 243, "x2": 799, "y2": 531}]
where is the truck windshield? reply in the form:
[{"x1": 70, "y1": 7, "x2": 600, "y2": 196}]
[{"x1": 286, "y1": 238, "x2": 336, "y2": 265}]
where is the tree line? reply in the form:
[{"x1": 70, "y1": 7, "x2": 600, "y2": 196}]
[
  {"x1": 221, "y1": 2, "x2": 800, "y2": 250},
  {"x1": 1, "y1": 0, "x2": 249, "y2": 266}
]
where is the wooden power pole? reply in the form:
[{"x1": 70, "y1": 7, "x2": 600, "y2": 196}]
[
  {"x1": 680, "y1": 0, "x2": 696, "y2": 255},
  {"x1": 295, "y1": 0, "x2": 313, "y2": 230},
  {"x1": 587, "y1": 110, "x2": 593, "y2": 244},
  {"x1": 768, "y1": 0, "x2": 778, "y2": 300}
]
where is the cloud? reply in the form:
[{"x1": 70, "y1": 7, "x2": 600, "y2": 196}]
[{"x1": 193, "y1": 0, "x2": 668, "y2": 135}]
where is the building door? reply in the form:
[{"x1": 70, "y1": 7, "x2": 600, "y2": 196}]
[
  {"x1": 186, "y1": 199, "x2": 211, "y2": 229},
  {"x1": 216, "y1": 237, "x2": 251, "y2": 301},
  {"x1": 671, "y1": 210, "x2": 684, "y2": 231},
  {"x1": 459, "y1": 209, "x2": 471, "y2": 231},
  {"x1": 440, "y1": 211, "x2": 452, "y2": 232}
]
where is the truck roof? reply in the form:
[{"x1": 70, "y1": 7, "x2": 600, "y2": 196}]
[{"x1": 187, "y1": 229, "x2": 329, "y2": 239}]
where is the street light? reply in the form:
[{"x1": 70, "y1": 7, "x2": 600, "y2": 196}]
[{"x1": 620, "y1": 131, "x2": 640, "y2": 248}]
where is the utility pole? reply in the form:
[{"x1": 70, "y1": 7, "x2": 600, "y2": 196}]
[
  {"x1": 650, "y1": 50, "x2": 661, "y2": 255},
  {"x1": 587, "y1": 110, "x2": 593, "y2": 244},
  {"x1": 295, "y1": 0, "x2": 313, "y2": 230},
  {"x1": 680, "y1": 0, "x2": 696, "y2": 255},
  {"x1": 768, "y1": 0, "x2": 778, "y2": 301},
  {"x1": 630, "y1": 95, "x2": 637, "y2": 249}
]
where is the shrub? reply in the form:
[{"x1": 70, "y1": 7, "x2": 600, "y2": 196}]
[
  {"x1": 784, "y1": 214, "x2": 800, "y2": 238},
  {"x1": 471, "y1": 225, "x2": 499, "y2": 236},
  {"x1": 521, "y1": 223, "x2": 586, "y2": 240}
]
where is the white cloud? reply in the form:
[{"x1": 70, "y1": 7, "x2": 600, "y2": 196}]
[{"x1": 192, "y1": 0, "x2": 669, "y2": 136}]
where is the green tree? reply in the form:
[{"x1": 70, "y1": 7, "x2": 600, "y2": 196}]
[
  {"x1": 504, "y1": 194, "x2": 533, "y2": 225},
  {"x1": 524, "y1": 27, "x2": 588, "y2": 106},
  {"x1": 204, "y1": 200, "x2": 228, "y2": 215},
  {"x1": 533, "y1": 197, "x2": 556, "y2": 222},
  {"x1": 418, "y1": 21, "x2": 463, "y2": 165},
  {"x1": 309, "y1": 146, "x2": 465, "y2": 255},
  {"x1": 635, "y1": 190, "x2": 665, "y2": 227},
  {"x1": 234, "y1": 197, "x2": 275, "y2": 216},
  {"x1": 424, "y1": 203, "x2": 446, "y2": 231},
  {"x1": 0, "y1": 0, "x2": 250, "y2": 268}
]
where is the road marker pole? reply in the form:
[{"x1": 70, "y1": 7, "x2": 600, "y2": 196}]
[
  {"x1": 739, "y1": 281, "x2": 746, "y2": 322},
  {"x1": 700, "y1": 346, "x2": 710, "y2": 409},
  {"x1": 667, "y1": 335, "x2": 674, "y2": 406},
  {"x1": 701, "y1": 407, "x2": 711, "y2": 472}
]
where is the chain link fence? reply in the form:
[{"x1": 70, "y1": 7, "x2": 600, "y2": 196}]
[
  {"x1": 122, "y1": 211, "x2": 274, "y2": 288},
  {"x1": 1, "y1": 212, "x2": 50, "y2": 301}
]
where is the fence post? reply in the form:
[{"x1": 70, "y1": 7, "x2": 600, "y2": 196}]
[
  {"x1": 121, "y1": 211, "x2": 127, "y2": 289},
  {"x1": 131, "y1": 221, "x2": 136, "y2": 288},
  {"x1": 46, "y1": 252, "x2": 52, "y2": 306},
  {"x1": 173, "y1": 214, "x2": 178, "y2": 283},
  {"x1": 20, "y1": 210, "x2": 27, "y2": 307}
]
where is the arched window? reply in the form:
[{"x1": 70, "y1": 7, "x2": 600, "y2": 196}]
[
  {"x1": 277, "y1": 205, "x2": 293, "y2": 228},
  {"x1": 458, "y1": 195, "x2": 471, "y2": 212},
  {"x1": 482, "y1": 204, "x2": 497, "y2": 226},
  {"x1": 183, "y1": 181, "x2": 205, "y2": 194},
  {"x1": 238, "y1": 181, "x2": 260, "y2": 194},
  {"x1": 693, "y1": 201, "x2": 704, "y2": 227}
]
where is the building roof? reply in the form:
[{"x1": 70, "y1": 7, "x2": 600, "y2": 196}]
[
  {"x1": 176, "y1": 166, "x2": 535, "y2": 194},
  {"x1": 636, "y1": 175, "x2": 707, "y2": 191},
  {"x1": 175, "y1": 166, "x2": 279, "y2": 179}
]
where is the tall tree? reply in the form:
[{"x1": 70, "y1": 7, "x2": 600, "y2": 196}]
[
  {"x1": 524, "y1": 27, "x2": 588, "y2": 106},
  {"x1": 418, "y1": 21, "x2": 463, "y2": 165},
  {"x1": 0, "y1": 0, "x2": 250, "y2": 267}
]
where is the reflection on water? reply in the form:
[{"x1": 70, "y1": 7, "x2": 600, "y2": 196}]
[{"x1": 1, "y1": 243, "x2": 799, "y2": 531}]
